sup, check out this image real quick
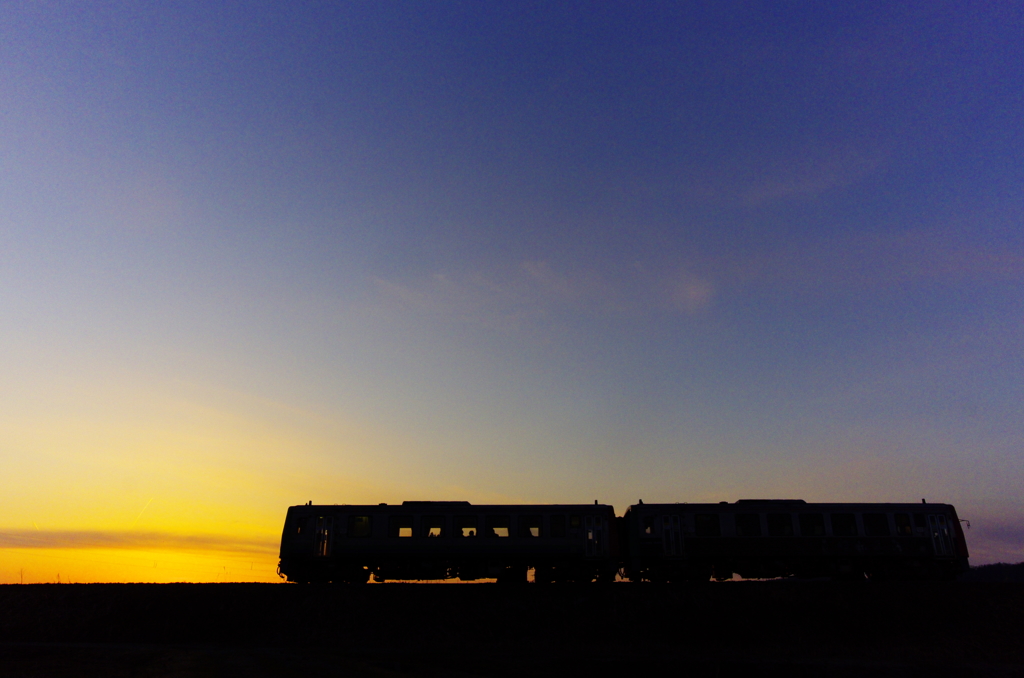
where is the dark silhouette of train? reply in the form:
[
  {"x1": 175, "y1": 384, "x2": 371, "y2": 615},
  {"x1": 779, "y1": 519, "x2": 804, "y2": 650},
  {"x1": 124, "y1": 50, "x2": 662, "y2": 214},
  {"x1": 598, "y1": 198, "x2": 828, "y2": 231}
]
[{"x1": 278, "y1": 499, "x2": 968, "y2": 583}]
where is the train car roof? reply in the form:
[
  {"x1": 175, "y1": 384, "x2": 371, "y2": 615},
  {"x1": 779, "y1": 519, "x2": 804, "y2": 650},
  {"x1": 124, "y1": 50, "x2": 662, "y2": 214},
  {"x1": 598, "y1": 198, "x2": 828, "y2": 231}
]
[
  {"x1": 625, "y1": 500, "x2": 954, "y2": 509},
  {"x1": 288, "y1": 502, "x2": 614, "y2": 509}
]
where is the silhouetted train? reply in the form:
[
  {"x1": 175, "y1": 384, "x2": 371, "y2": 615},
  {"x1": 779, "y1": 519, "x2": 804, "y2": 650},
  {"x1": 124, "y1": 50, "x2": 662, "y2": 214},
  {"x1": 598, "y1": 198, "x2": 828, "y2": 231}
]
[{"x1": 277, "y1": 499, "x2": 968, "y2": 583}]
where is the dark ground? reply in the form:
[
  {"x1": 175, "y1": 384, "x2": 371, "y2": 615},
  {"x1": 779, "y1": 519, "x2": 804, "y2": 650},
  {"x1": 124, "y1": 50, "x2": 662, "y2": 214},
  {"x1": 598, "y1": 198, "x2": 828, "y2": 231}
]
[
  {"x1": 959, "y1": 562, "x2": 1024, "y2": 583},
  {"x1": 1, "y1": 582, "x2": 1022, "y2": 677}
]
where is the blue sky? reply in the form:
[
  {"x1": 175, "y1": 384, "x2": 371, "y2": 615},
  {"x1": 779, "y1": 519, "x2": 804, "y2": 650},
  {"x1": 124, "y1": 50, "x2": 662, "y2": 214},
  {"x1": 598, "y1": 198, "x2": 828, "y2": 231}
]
[{"x1": 0, "y1": 1, "x2": 1021, "y2": 580}]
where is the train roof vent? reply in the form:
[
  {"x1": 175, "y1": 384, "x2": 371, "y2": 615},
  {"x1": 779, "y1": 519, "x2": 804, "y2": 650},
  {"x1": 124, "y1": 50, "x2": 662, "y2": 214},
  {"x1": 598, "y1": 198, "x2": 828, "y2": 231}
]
[
  {"x1": 402, "y1": 500, "x2": 472, "y2": 505},
  {"x1": 735, "y1": 499, "x2": 807, "y2": 504}
]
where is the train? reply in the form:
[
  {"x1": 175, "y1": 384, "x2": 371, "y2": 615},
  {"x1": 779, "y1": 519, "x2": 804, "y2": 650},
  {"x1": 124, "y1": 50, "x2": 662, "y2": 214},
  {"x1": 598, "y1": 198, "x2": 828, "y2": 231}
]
[{"x1": 277, "y1": 499, "x2": 969, "y2": 583}]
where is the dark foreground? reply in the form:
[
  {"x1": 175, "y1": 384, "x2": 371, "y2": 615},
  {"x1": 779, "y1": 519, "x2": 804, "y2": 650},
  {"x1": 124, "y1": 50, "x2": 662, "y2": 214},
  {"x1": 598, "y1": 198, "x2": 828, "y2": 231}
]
[{"x1": 2, "y1": 582, "x2": 1023, "y2": 677}]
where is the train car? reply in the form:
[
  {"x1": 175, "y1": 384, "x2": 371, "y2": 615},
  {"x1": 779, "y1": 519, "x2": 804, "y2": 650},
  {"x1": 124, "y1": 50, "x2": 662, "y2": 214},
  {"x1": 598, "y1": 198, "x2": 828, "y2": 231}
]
[
  {"x1": 621, "y1": 499, "x2": 969, "y2": 581},
  {"x1": 278, "y1": 501, "x2": 618, "y2": 583}
]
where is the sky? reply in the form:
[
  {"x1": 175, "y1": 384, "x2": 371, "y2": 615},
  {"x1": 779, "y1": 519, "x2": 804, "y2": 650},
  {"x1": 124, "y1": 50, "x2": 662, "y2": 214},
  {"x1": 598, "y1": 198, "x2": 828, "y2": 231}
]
[{"x1": 1, "y1": 1, "x2": 1021, "y2": 582}]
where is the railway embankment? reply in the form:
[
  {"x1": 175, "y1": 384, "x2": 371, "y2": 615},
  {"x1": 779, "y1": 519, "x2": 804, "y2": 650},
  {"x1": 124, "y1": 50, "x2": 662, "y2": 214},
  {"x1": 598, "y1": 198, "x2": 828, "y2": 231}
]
[{"x1": 1, "y1": 582, "x2": 1022, "y2": 677}]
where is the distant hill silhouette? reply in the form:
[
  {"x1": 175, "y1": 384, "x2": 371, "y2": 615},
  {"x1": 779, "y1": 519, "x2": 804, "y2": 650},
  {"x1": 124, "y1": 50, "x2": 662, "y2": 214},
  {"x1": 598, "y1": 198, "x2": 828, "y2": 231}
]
[{"x1": 959, "y1": 561, "x2": 1024, "y2": 582}]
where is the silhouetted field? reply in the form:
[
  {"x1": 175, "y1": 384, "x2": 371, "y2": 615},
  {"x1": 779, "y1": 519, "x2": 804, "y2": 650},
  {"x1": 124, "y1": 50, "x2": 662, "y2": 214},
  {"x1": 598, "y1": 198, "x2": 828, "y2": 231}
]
[
  {"x1": 1, "y1": 582, "x2": 1022, "y2": 677},
  {"x1": 959, "y1": 562, "x2": 1024, "y2": 583}
]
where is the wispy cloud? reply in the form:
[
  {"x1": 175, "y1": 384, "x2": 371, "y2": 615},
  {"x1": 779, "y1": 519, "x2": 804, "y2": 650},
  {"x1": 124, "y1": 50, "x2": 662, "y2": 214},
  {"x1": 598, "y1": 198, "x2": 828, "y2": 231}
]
[
  {"x1": 724, "y1": 228, "x2": 1024, "y2": 293},
  {"x1": 967, "y1": 519, "x2": 1024, "y2": 564},
  {"x1": 0, "y1": 530, "x2": 278, "y2": 555},
  {"x1": 744, "y1": 145, "x2": 887, "y2": 204},
  {"x1": 373, "y1": 261, "x2": 607, "y2": 323},
  {"x1": 129, "y1": 497, "x2": 155, "y2": 529},
  {"x1": 78, "y1": 167, "x2": 189, "y2": 236},
  {"x1": 519, "y1": 260, "x2": 602, "y2": 305},
  {"x1": 371, "y1": 217, "x2": 1020, "y2": 335},
  {"x1": 372, "y1": 258, "x2": 716, "y2": 335},
  {"x1": 665, "y1": 271, "x2": 715, "y2": 313},
  {"x1": 976, "y1": 521, "x2": 1024, "y2": 548}
]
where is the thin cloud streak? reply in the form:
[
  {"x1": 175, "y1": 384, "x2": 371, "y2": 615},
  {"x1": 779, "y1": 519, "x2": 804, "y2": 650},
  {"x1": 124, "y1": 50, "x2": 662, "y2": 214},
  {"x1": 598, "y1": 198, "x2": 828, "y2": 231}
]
[
  {"x1": 129, "y1": 497, "x2": 155, "y2": 529},
  {"x1": 723, "y1": 229, "x2": 1024, "y2": 293},
  {"x1": 370, "y1": 226, "x2": 1019, "y2": 333},
  {"x1": 744, "y1": 145, "x2": 888, "y2": 204},
  {"x1": 0, "y1": 530, "x2": 279, "y2": 555},
  {"x1": 371, "y1": 260, "x2": 716, "y2": 336},
  {"x1": 966, "y1": 520, "x2": 1024, "y2": 564}
]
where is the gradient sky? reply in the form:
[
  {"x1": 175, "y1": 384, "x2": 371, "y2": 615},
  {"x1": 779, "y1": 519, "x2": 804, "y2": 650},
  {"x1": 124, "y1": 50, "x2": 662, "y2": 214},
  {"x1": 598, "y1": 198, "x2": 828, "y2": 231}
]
[{"x1": 1, "y1": 1, "x2": 1022, "y2": 582}]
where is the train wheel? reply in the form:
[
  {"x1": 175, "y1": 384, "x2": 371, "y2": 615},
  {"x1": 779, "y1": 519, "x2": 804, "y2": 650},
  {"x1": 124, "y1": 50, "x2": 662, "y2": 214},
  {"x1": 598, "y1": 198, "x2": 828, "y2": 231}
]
[
  {"x1": 496, "y1": 566, "x2": 528, "y2": 584},
  {"x1": 341, "y1": 569, "x2": 369, "y2": 584}
]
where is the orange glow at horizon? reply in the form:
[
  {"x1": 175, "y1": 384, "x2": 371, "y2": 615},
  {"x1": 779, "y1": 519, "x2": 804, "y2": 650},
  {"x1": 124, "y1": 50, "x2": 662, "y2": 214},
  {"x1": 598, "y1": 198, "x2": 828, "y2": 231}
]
[{"x1": 0, "y1": 544, "x2": 283, "y2": 584}]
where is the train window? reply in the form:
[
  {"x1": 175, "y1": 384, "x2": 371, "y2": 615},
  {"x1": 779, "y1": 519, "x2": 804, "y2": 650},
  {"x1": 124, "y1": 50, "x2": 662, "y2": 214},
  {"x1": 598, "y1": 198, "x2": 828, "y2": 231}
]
[
  {"x1": 767, "y1": 513, "x2": 794, "y2": 537},
  {"x1": 830, "y1": 513, "x2": 857, "y2": 537},
  {"x1": 799, "y1": 513, "x2": 825, "y2": 537},
  {"x1": 735, "y1": 513, "x2": 762, "y2": 537},
  {"x1": 642, "y1": 516, "x2": 655, "y2": 535},
  {"x1": 389, "y1": 515, "x2": 414, "y2": 538},
  {"x1": 549, "y1": 515, "x2": 566, "y2": 538},
  {"x1": 694, "y1": 514, "x2": 720, "y2": 537},
  {"x1": 455, "y1": 515, "x2": 478, "y2": 538},
  {"x1": 519, "y1": 516, "x2": 541, "y2": 537},
  {"x1": 423, "y1": 515, "x2": 445, "y2": 538},
  {"x1": 348, "y1": 516, "x2": 371, "y2": 538},
  {"x1": 293, "y1": 516, "x2": 308, "y2": 535},
  {"x1": 486, "y1": 515, "x2": 511, "y2": 538},
  {"x1": 863, "y1": 513, "x2": 890, "y2": 537},
  {"x1": 570, "y1": 515, "x2": 581, "y2": 529},
  {"x1": 894, "y1": 513, "x2": 912, "y2": 536}
]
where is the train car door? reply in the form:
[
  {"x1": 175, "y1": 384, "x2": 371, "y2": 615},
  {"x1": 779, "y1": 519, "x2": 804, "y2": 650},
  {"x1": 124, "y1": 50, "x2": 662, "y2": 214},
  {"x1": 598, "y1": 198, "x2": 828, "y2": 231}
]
[
  {"x1": 662, "y1": 515, "x2": 682, "y2": 557},
  {"x1": 928, "y1": 514, "x2": 952, "y2": 557},
  {"x1": 314, "y1": 516, "x2": 333, "y2": 557},
  {"x1": 584, "y1": 516, "x2": 605, "y2": 557}
]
